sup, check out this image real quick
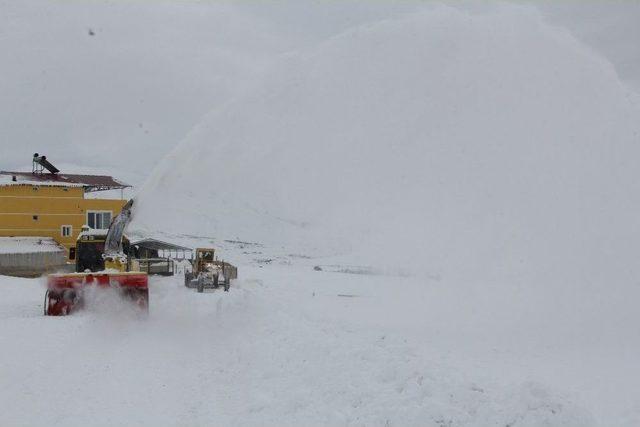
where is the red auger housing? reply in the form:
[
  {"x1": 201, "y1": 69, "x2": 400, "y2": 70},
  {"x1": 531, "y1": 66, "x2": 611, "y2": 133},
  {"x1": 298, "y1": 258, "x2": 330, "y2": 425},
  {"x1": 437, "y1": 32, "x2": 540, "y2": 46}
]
[{"x1": 44, "y1": 272, "x2": 148, "y2": 316}]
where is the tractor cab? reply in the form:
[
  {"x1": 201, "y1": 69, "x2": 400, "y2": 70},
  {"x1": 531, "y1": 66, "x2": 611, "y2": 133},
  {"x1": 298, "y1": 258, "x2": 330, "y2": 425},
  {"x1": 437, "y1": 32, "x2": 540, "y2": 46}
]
[
  {"x1": 75, "y1": 226, "x2": 133, "y2": 272},
  {"x1": 195, "y1": 248, "x2": 215, "y2": 271}
]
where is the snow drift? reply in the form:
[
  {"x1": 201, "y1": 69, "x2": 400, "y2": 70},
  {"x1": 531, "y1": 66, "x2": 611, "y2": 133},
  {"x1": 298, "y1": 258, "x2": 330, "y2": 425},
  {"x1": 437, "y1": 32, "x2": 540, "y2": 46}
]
[{"x1": 135, "y1": 4, "x2": 640, "y2": 286}]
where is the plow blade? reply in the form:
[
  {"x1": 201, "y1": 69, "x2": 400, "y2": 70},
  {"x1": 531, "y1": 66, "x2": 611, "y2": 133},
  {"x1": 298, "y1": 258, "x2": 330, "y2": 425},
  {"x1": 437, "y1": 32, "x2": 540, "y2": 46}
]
[{"x1": 44, "y1": 272, "x2": 148, "y2": 316}]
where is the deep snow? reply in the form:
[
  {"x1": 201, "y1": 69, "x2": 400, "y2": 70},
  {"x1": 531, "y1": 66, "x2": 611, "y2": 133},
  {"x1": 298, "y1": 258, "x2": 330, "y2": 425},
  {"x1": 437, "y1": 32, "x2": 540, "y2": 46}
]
[
  {"x1": 3, "y1": 3, "x2": 640, "y2": 426},
  {"x1": 0, "y1": 259, "x2": 607, "y2": 426},
  {"x1": 135, "y1": 4, "x2": 640, "y2": 286},
  {"x1": 2, "y1": 233, "x2": 638, "y2": 425},
  {"x1": 129, "y1": 4, "x2": 640, "y2": 425}
]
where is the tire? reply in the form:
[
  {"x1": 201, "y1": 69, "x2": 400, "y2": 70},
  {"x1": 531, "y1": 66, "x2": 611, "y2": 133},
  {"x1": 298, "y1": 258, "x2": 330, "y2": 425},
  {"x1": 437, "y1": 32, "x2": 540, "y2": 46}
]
[
  {"x1": 197, "y1": 278, "x2": 204, "y2": 293},
  {"x1": 184, "y1": 272, "x2": 193, "y2": 287},
  {"x1": 44, "y1": 290, "x2": 50, "y2": 316},
  {"x1": 213, "y1": 274, "x2": 219, "y2": 288}
]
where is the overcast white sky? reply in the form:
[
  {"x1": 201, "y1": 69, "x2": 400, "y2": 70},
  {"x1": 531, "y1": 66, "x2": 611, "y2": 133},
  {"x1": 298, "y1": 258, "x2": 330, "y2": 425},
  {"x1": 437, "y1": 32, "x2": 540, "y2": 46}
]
[{"x1": 1, "y1": 1, "x2": 639, "y2": 184}]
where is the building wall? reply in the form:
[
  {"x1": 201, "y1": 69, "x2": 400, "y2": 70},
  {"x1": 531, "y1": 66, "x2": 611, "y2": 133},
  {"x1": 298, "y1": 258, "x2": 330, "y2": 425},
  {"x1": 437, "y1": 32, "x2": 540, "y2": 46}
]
[{"x1": 0, "y1": 184, "x2": 127, "y2": 258}]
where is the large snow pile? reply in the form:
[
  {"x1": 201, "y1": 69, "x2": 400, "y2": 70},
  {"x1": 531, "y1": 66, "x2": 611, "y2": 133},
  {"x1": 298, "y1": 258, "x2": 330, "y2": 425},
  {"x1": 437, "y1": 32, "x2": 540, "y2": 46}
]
[
  {"x1": 123, "y1": 5, "x2": 640, "y2": 424},
  {"x1": 3, "y1": 4, "x2": 640, "y2": 426},
  {"x1": 135, "y1": 4, "x2": 640, "y2": 285}
]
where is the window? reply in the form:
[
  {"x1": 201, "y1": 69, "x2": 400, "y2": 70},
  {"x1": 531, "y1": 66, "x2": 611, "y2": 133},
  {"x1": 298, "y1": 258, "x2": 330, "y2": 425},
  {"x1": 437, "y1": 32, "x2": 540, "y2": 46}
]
[
  {"x1": 87, "y1": 211, "x2": 112, "y2": 230},
  {"x1": 61, "y1": 225, "x2": 72, "y2": 237},
  {"x1": 32, "y1": 215, "x2": 38, "y2": 221}
]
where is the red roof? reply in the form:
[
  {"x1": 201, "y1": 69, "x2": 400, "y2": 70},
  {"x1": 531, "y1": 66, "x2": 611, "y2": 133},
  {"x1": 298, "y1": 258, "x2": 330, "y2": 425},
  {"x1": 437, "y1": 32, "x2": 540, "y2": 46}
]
[{"x1": 0, "y1": 171, "x2": 130, "y2": 192}]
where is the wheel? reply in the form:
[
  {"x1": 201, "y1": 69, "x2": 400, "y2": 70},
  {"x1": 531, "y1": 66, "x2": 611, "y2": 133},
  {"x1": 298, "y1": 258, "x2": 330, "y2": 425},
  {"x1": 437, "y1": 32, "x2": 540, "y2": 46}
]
[
  {"x1": 43, "y1": 290, "x2": 50, "y2": 316},
  {"x1": 197, "y1": 278, "x2": 204, "y2": 293},
  {"x1": 184, "y1": 272, "x2": 193, "y2": 287},
  {"x1": 213, "y1": 274, "x2": 219, "y2": 288},
  {"x1": 44, "y1": 290, "x2": 71, "y2": 316}
]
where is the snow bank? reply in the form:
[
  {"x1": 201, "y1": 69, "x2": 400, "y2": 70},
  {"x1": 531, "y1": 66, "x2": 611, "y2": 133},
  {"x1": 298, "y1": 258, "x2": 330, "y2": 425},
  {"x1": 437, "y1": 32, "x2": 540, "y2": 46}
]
[
  {"x1": 135, "y1": 3, "x2": 640, "y2": 287},
  {"x1": 0, "y1": 271, "x2": 597, "y2": 426},
  {"x1": 129, "y1": 7, "x2": 640, "y2": 420},
  {"x1": 3, "y1": 4, "x2": 639, "y2": 426}
]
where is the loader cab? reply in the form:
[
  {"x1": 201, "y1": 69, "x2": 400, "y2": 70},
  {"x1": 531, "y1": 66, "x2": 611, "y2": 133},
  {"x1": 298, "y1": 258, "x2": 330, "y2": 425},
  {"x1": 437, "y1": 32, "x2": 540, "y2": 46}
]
[
  {"x1": 75, "y1": 228, "x2": 132, "y2": 272},
  {"x1": 194, "y1": 248, "x2": 215, "y2": 274},
  {"x1": 198, "y1": 249, "x2": 214, "y2": 261}
]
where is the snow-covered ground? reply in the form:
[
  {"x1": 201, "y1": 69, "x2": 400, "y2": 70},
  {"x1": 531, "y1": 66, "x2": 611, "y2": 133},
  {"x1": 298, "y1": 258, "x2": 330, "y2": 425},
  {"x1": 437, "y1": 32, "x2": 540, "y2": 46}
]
[
  {"x1": 1, "y1": 238, "x2": 638, "y2": 426},
  {"x1": 3, "y1": 2, "x2": 640, "y2": 426}
]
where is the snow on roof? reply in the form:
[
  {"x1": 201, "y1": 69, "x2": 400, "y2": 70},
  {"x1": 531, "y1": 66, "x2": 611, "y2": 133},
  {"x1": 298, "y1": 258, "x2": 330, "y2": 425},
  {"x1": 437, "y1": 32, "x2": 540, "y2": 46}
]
[
  {"x1": 132, "y1": 238, "x2": 192, "y2": 251},
  {"x1": 0, "y1": 173, "x2": 85, "y2": 188},
  {"x1": 78, "y1": 228, "x2": 109, "y2": 237},
  {"x1": 0, "y1": 171, "x2": 130, "y2": 192},
  {"x1": 0, "y1": 237, "x2": 65, "y2": 255}
]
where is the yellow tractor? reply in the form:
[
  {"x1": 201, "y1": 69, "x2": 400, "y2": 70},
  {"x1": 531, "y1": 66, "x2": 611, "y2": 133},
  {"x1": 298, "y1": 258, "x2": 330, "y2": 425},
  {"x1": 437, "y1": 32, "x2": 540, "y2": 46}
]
[
  {"x1": 45, "y1": 200, "x2": 149, "y2": 315},
  {"x1": 184, "y1": 248, "x2": 237, "y2": 292}
]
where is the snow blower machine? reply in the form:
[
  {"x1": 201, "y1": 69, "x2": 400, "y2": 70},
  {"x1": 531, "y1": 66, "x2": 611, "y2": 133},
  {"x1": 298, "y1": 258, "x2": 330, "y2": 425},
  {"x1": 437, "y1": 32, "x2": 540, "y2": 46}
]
[
  {"x1": 184, "y1": 248, "x2": 237, "y2": 293},
  {"x1": 44, "y1": 200, "x2": 149, "y2": 316}
]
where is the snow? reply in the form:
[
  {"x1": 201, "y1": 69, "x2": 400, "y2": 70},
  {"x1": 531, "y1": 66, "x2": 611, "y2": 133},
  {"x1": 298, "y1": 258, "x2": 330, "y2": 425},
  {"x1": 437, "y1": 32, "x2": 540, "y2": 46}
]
[
  {"x1": 0, "y1": 237, "x2": 64, "y2": 254},
  {"x1": 0, "y1": 263, "x2": 605, "y2": 426},
  {"x1": 78, "y1": 228, "x2": 109, "y2": 237},
  {"x1": 2, "y1": 235, "x2": 637, "y2": 425},
  {"x1": 0, "y1": 173, "x2": 85, "y2": 188},
  {"x1": 3, "y1": 1, "x2": 640, "y2": 178},
  {"x1": 135, "y1": 3, "x2": 640, "y2": 286},
  {"x1": 3, "y1": 2, "x2": 640, "y2": 426},
  {"x1": 129, "y1": 4, "x2": 640, "y2": 425}
]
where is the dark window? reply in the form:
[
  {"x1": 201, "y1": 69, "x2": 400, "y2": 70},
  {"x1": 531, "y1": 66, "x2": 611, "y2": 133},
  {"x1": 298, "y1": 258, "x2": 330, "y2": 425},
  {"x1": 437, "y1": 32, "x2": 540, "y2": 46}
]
[
  {"x1": 87, "y1": 212, "x2": 112, "y2": 229},
  {"x1": 76, "y1": 242, "x2": 105, "y2": 272},
  {"x1": 32, "y1": 215, "x2": 38, "y2": 220}
]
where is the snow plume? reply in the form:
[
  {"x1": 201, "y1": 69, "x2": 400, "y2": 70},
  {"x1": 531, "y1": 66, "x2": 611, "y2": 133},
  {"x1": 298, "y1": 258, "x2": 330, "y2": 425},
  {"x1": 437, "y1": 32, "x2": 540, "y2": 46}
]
[
  {"x1": 78, "y1": 284, "x2": 144, "y2": 320},
  {"x1": 135, "y1": 4, "x2": 640, "y2": 286}
]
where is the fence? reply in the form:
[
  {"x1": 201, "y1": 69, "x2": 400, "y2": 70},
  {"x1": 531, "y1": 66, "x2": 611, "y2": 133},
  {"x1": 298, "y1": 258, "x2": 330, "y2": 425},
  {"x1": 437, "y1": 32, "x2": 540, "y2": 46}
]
[
  {"x1": 0, "y1": 251, "x2": 68, "y2": 277},
  {"x1": 137, "y1": 258, "x2": 176, "y2": 276}
]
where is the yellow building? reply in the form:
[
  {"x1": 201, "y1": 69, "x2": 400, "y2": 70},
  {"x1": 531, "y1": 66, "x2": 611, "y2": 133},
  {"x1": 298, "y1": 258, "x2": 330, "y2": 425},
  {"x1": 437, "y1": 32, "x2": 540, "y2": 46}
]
[{"x1": 0, "y1": 169, "x2": 129, "y2": 261}]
